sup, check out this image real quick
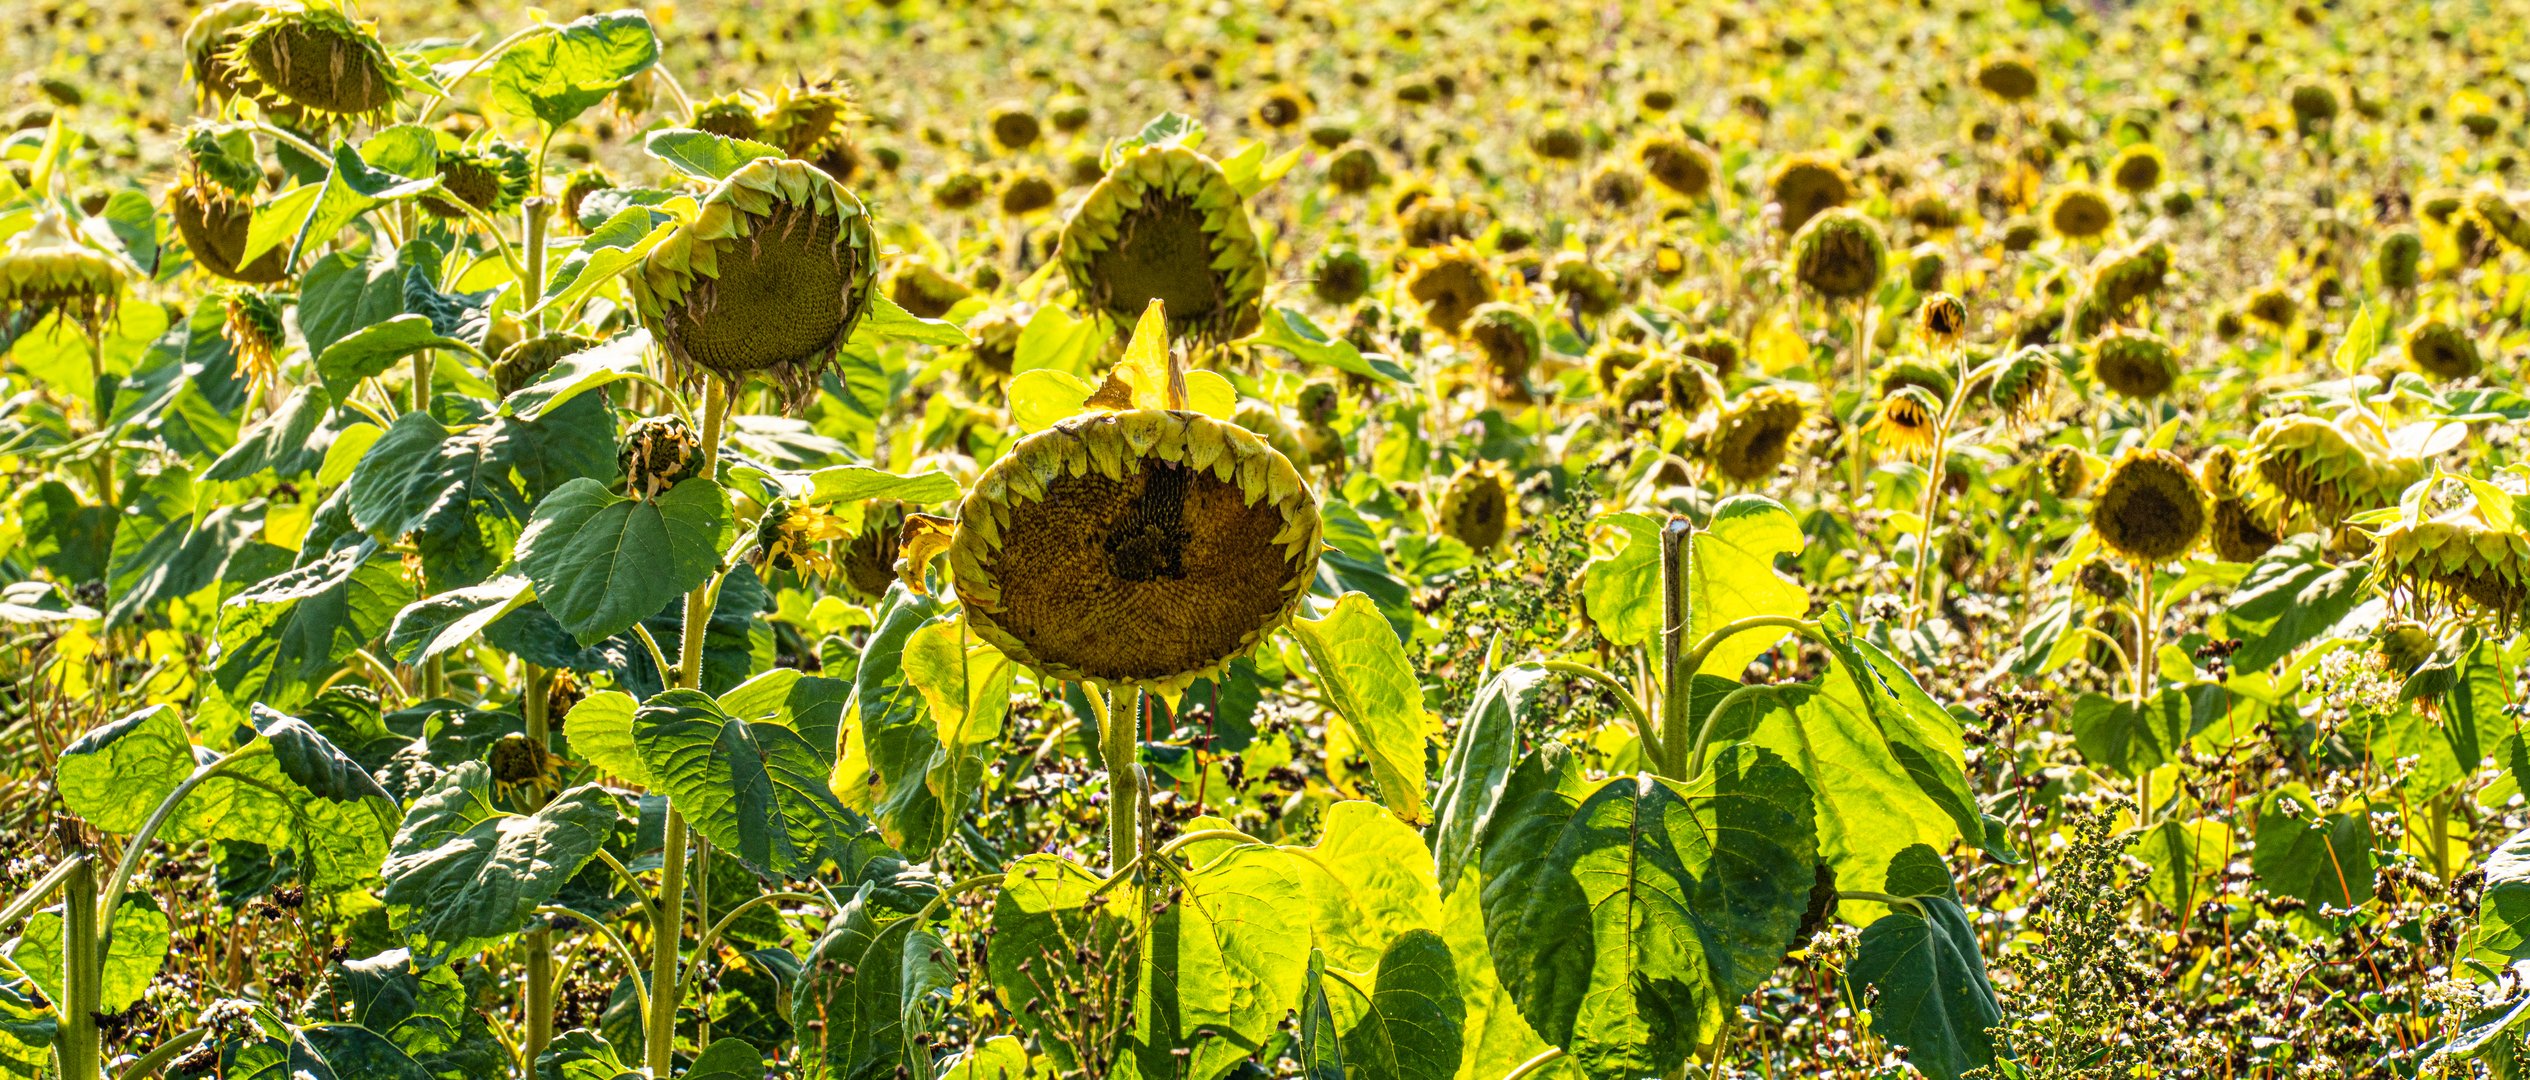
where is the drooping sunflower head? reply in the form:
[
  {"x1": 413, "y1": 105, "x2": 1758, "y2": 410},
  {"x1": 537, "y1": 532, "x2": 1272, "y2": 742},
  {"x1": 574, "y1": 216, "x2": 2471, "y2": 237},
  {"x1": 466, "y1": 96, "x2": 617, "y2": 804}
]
[
  {"x1": 691, "y1": 92, "x2": 767, "y2": 142},
  {"x1": 184, "y1": 0, "x2": 271, "y2": 106},
  {"x1": 219, "y1": 0, "x2": 403, "y2": 125},
  {"x1": 989, "y1": 101, "x2": 1044, "y2": 151},
  {"x1": 1437, "y1": 459, "x2": 1514, "y2": 553},
  {"x1": 1397, "y1": 194, "x2": 1488, "y2": 248},
  {"x1": 2090, "y1": 447, "x2": 2208, "y2": 565},
  {"x1": 1705, "y1": 385, "x2": 1809, "y2": 485},
  {"x1": 1325, "y1": 144, "x2": 1386, "y2": 194},
  {"x1": 627, "y1": 158, "x2": 881, "y2": 411},
  {"x1": 2371, "y1": 505, "x2": 2530, "y2": 633},
  {"x1": 0, "y1": 210, "x2": 130, "y2": 332},
  {"x1": 2376, "y1": 229, "x2": 2424, "y2": 291},
  {"x1": 1588, "y1": 164, "x2": 1646, "y2": 209},
  {"x1": 219, "y1": 287, "x2": 288, "y2": 389},
  {"x1": 2403, "y1": 318, "x2": 2480, "y2": 380},
  {"x1": 1252, "y1": 85, "x2": 1310, "y2": 130},
  {"x1": 2286, "y1": 77, "x2": 2340, "y2": 135},
  {"x1": 618, "y1": 415, "x2": 705, "y2": 499},
  {"x1": 1789, "y1": 207, "x2": 1886, "y2": 300},
  {"x1": 2108, "y1": 143, "x2": 2165, "y2": 195},
  {"x1": 1611, "y1": 353, "x2": 1720, "y2": 420},
  {"x1": 2073, "y1": 557, "x2": 2130, "y2": 604},
  {"x1": 2237, "y1": 413, "x2": 2421, "y2": 532},
  {"x1": 962, "y1": 307, "x2": 1025, "y2": 386},
  {"x1": 1548, "y1": 252, "x2": 1623, "y2": 317},
  {"x1": 1767, "y1": 151, "x2": 1851, "y2": 233},
  {"x1": 1918, "y1": 292, "x2": 1969, "y2": 347},
  {"x1": 2245, "y1": 285, "x2": 2298, "y2": 329},
  {"x1": 1987, "y1": 345, "x2": 2062, "y2": 425},
  {"x1": 1870, "y1": 385, "x2": 1942, "y2": 460},
  {"x1": 2045, "y1": 184, "x2": 2116, "y2": 241},
  {"x1": 560, "y1": 166, "x2": 616, "y2": 226},
  {"x1": 949, "y1": 410, "x2": 1322, "y2": 692},
  {"x1": 2072, "y1": 237, "x2": 2170, "y2": 336},
  {"x1": 487, "y1": 733, "x2": 562, "y2": 804},
  {"x1": 2206, "y1": 492, "x2": 2281, "y2": 563},
  {"x1": 171, "y1": 172, "x2": 288, "y2": 286},
  {"x1": 841, "y1": 502, "x2": 907, "y2": 599},
  {"x1": 1000, "y1": 171, "x2": 1058, "y2": 216},
  {"x1": 1590, "y1": 341, "x2": 1649, "y2": 400},
  {"x1": 1059, "y1": 143, "x2": 1267, "y2": 342},
  {"x1": 1405, "y1": 243, "x2": 1497, "y2": 336},
  {"x1": 2372, "y1": 620, "x2": 2440, "y2": 677},
  {"x1": 2089, "y1": 329, "x2": 2181, "y2": 400},
  {"x1": 419, "y1": 139, "x2": 533, "y2": 221},
  {"x1": 1637, "y1": 134, "x2": 1714, "y2": 199},
  {"x1": 889, "y1": 259, "x2": 973, "y2": 320},
  {"x1": 492, "y1": 332, "x2": 597, "y2": 398},
  {"x1": 2470, "y1": 190, "x2": 2530, "y2": 254},
  {"x1": 763, "y1": 79, "x2": 860, "y2": 175},
  {"x1": 2042, "y1": 445, "x2": 2093, "y2": 498},
  {"x1": 1310, "y1": 245, "x2": 1373, "y2": 306},
  {"x1": 1529, "y1": 124, "x2": 1587, "y2": 162},
  {"x1": 1973, "y1": 53, "x2": 2040, "y2": 102},
  {"x1": 1680, "y1": 328, "x2": 1742, "y2": 378},
  {"x1": 1463, "y1": 302, "x2": 1540, "y2": 395},
  {"x1": 1908, "y1": 244, "x2": 1947, "y2": 293}
]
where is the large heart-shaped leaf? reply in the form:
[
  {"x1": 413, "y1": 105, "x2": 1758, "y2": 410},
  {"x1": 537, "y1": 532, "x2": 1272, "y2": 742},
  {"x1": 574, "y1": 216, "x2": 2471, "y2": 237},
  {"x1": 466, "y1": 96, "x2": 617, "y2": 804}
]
[
  {"x1": 1128, "y1": 843, "x2": 1314, "y2": 1080},
  {"x1": 56, "y1": 704, "x2": 195, "y2": 833},
  {"x1": 2251, "y1": 783, "x2": 2375, "y2": 913},
  {"x1": 632, "y1": 688, "x2": 869, "y2": 878},
  {"x1": 382, "y1": 764, "x2": 620, "y2": 964},
  {"x1": 1290, "y1": 593, "x2": 1435, "y2": 824},
  {"x1": 213, "y1": 542, "x2": 414, "y2": 713},
  {"x1": 1847, "y1": 894, "x2": 2003, "y2": 1080},
  {"x1": 517, "y1": 477, "x2": 732, "y2": 646},
  {"x1": 1582, "y1": 497, "x2": 1808, "y2": 674},
  {"x1": 1284, "y1": 801, "x2": 1443, "y2": 973},
  {"x1": 350, "y1": 395, "x2": 617, "y2": 590},
  {"x1": 1336, "y1": 929, "x2": 1463, "y2": 1080},
  {"x1": 1480, "y1": 743, "x2": 1817, "y2": 1078},
  {"x1": 485, "y1": 11, "x2": 660, "y2": 129},
  {"x1": 10, "y1": 893, "x2": 168, "y2": 1012},
  {"x1": 792, "y1": 883, "x2": 946, "y2": 1080}
]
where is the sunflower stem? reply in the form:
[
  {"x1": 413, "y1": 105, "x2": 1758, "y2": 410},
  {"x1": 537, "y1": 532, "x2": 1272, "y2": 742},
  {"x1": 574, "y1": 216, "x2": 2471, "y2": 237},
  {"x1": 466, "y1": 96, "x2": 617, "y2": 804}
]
[
  {"x1": 647, "y1": 379, "x2": 730, "y2": 1075},
  {"x1": 1847, "y1": 298, "x2": 1875, "y2": 516},
  {"x1": 1656, "y1": 514, "x2": 1693, "y2": 779},
  {"x1": 56, "y1": 847, "x2": 98, "y2": 1080},
  {"x1": 519, "y1": 662, "x2": 556, "y2": 1069},
  {"x1": 1097, "y1": 685, "x2": 1145, "y2": 876}
]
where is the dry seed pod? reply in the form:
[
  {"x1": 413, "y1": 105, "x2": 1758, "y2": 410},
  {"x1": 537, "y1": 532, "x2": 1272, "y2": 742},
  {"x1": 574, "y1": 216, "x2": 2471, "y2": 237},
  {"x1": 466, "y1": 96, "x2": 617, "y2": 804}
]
[
  {"x1": 220, "y1": 0, "x2": 403, "y2": 124},
  {"x1": 2090, "y1": 447, "x2": 2207, "y2": 565},
  {"x1": 1705, "y1": 385, "x2": 1808, "y2": 484}
]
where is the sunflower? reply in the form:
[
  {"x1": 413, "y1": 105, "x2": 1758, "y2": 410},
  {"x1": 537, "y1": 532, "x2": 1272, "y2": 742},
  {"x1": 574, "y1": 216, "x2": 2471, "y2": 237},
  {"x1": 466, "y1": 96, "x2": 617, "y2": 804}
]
[
  {"x1": 764, "y1": 78, "x2": 862, "y2": 181},
  {"x1": 962, "y1": 307, "x2": 1024, "y2": 386},
  {"x1": 2107, "y1": 144, "x2": 2165, "y2": 196},
  {"x1": 170, "y1": 172, "x2": 287, "y2": 285},
  {"x1": 1437, "y1": 460, "x2": 1514, "y2": 553},
  {"x1": 1547, "y1": 252, "x2": 1623, "y2": 317},
  {"x1": 2044, "y1": 184, "x2": 2116, "y2": 241},
  {"x1": 1680, "y1": 328, "x2": 1743, "y2": 378},
  {"x1": 753, "y1": 498, "x2": 851, "y2": 577},
  {"x1": 487, "y1": 733, "x2": 565, "y2": 805},
  {"x1": 890, "y1": 260, "x2": 972, "y2": 320},
  {"x1": 2089, "y1": 330, "x2": 2181, "y2": 400},
  {"x1": 842, "y1": 502, "x2": 907, "y2": 599},
  {"x1": 0, "y1": 210, "x2": 130, "y2": 332},
  {"x1": 2091, "y1": 448, "x2": 2207, "y2": 565},
  {"x1": 1790, "y1": 207, "x2": 1886, "y2": 300},
  {"x1": 183, "y1": 0, "x2": 269, "y2": 107},
  {"x1": 2237, "y1": 413, "x2": 2425, "y2": 532},
  {"x1": 2286, "y1": 77, "x2": 2340, "y2": 135},
  {"x1": 1611, "y1": 353, "x2": 1720, "y2": 419},
  {"x1": 1397, "y1": 194, "x2": 1487, "y2": 248},
  {"x1": 1870, "y1": 385, "x2": 1942, "y2": 460},
  {"x1": 692, "y1": 92, "x2": 767, "y2": 142},
  {"x1": 1059, "y1": 142, "x2": 1268, "y2": 342},
  {"x1": 1325, "y1": 144, "x2": 1386, "y2": 194},
  {"x1": 2198, "y1": 447, "x2": 2279, "y2": 563},
  {"x1": 2370, "y1": 504, "x2": 2530, "y2": 632},
  {"x1": 1987, "y1": 345, "x2": 2063, "y2": 425},
  {"x1": 2042, "y1": 445, "x2": 2093, "y2": 498},
  {"x1": 1588, "y1": 164, "x2": 1647, "y2": 209},
  {"x1": 2402, "y1": 318, "x2": 2479, "y2": 380},
  {"x1": 1918, "y1": 292, "x2": 1969, "y2": 347},
  {"x1": 219, "y1": 288, "x2": 288, "y2": 390},
  {"x1": 1706, "y1": 385, "x2": 1808, "y2": 485},
  {"x1": 2069, "y1": 238, "x2": 2170, "y2": 336},
  {"x1": 219, "y1": 0, "x2": 403, "y2": 125},
  {"x1": 492, "y1": 332, "x2": 596, "y2": 398},
  {"x1": 419, "y1": 140, "x2": 533, "y2": 221},
  {"x1": 948, "y1": 410, "x2": 1322, "y2": 692},
  {"x1": 617, "y1": 415, "x2": 705, "y2": 500},
  {"x1": 1973, "y1": 53, "x2": 2040, "y2": 102},
  {"x1": 1462, "y1": 303, "x2": 1540, "y2": 403},
  {"x1": 1637, "y1": 135, "x2": 1714, "y2": 199},
  {"x1": 1310, "y1": 245, "x2": 1373, "y2": 306},
  {"x1": 1767, "y1": 152, "x2": 1851, "y2": 233},
  {"x1": 1252, "y1": 85, "x2": 1310, "y2": 130},
  {"x1": 1405, "y1": 244, "x2": 1497, "y2": 335},
  {"x1": 560, "y1": 166, "x2": 616, "y2": 226},
  {"x1": 2376, "y1": 230, "x2": 2424, "y2": 291},
  {"x1": 627, "y1": 158, "x2": 881, "y2": 411},
  {"x1": 988, "y1": 102, "x2": 1044, "y2": 151},
  {"x1": 1000, "y1": 171, "x2": 1058, "y2": 216}
]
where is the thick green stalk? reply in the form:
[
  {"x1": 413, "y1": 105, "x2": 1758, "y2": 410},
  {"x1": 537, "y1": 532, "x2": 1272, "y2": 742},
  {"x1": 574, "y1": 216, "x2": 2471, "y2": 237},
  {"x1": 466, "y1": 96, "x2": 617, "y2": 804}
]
[
  {"x1": 522, "y1": 195, "x2": 550, "y2": 336},
  {"x1": 1655, "y1": 516, "x2": 1693, "y2": 779},
  {"x1": 646, "y1": 380, "x2": 731, "y2": 1075},
  {"x1": 519, "y1": 663, "x2": 556, "y2": 1070},
  {"x1": 1097, "y1": 686, "x2": 1143, "y2": 876},
  {"x1": 58, "y1": 850, "x2": 98, "y2": 1080}
]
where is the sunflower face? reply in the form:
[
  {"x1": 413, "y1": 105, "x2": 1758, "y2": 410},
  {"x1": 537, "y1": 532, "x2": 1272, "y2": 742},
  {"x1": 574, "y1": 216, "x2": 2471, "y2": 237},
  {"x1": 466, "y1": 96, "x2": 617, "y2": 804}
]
[
  {"x1": 1310, "y1": 245, "x2": 1372, "y2": 306},
  {"x1": 1464, "y1": 303, "x2": 1540, "y2": 393},
  {"x1": 1326, "y1": 145, "x2": 1385, "y2": 194},
  {"x1": 1872, "y1": 386, "x2": 1942, "y2": 459},
  {"x1": 0, "y1": 211, "x2": 129, "y2": 331},
  {"x1": 184, "y1": 0, "x2": 269, "y2": 105},
  {"x1": 1438, "y1": 460, "x2": 1512, "y2": 552},
  {"x1": 1706, "y1": 385, "x2": 1807, "y2": 485},
  {"x1": 2091, "y1": 448, "x2": 2207, "y2": 565},
  {"x1": 1637, "y1": 135, "x2": 1713, "y2": 199},
  {"x1": 2090, "y1": 330, "x2": 2180, "y2": 399},
  {"x1": 2042, "y1": 445, "x2": 2092, "y2": 498},
  {"x1": 950, "y1": 410, "x2": 1322, "y2": 691},
  {"x1": 989, "y1": 103, "x2": 1044, "y2": 151},
  {"x1": 2403, "y1": 318, "x2": 2479, "y2": 380},
  {"x1": 618, "y1": 415, "x2": 705, "y2": 499},
  {"x1": 1001, "y1": 172, "x2": 1058, "y2": 216},
  {"x1": 1974, "y1": 54, "x2": 2040, "y2": 102},
  {"x1": 1790, "y1": 207, "x2": 1886, "y2": 300},
  {"x1": 1406, "y1": 245, "x2": 1496, "y2": 335},
  {"x1": 2108, "y1": 144, "x2": 2165, "y2": 195},
  {"x1": 172, "y1": 179, "x2": 288, "y2": 284},
  {"x1": 1060, "y1": 144, "x2": 1267, "y2": 342},
  {"x1": 2238, "y1": 414, "x2": 2423, "y2": 531},
  {"x1": 224, "y1": 1, "x2": 402, "y2": 124},
  {"x1": 2373, "y1": 510, "x2": 2530, "y2": 632},
  {"x1": 1767, "y1": 153, "x2": 1851, "y2": 233},
  {"x1": 628, "y1": 158, "x2": 881, "y2": 410},
  {"x1": 1919, "y1": 292, "x2": 1968, "y2": 345},
  {"x1": 2045, "y1": 185, "x2": 2115, "y2": 241}
]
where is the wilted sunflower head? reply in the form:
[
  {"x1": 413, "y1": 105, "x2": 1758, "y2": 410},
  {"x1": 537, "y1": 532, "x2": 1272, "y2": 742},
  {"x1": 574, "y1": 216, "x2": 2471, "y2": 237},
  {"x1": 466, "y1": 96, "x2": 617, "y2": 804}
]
[
  {"x1": 627, "y1": 158, "x2": 880, "y2": 411},
  {"x1": 1612, "y1": 353, "x2": 1720, "y2": 419},
  {"x1": 2376, "y1": 229, "x2": 2424, "y2": 291},
  {"x1": 2042, "y1": 445, "x2": 2093, "y2": 498},
  {"x1": 1919, "y1": 292, "x2": 1969, "y2": 346},
  {"x1": 962, "y1": 307, "x2": 1025, "y2": 385},
  {"x1": 1397, "y1": 194, "x2": 1487, "y2": 248},
  {"x1": 1464, "y1": 302, "x2": 1540, "y2": 390},
  {"x1": 1637, "y1": 135, "x2": 1714, "y2": 199},
  {"x1": 493, "y1": 332, "x2": 597, "y2": 398},
  {"x1": 1908, "y1": 244, "x2": 1947, "y2": 293},
  {"x1": 219, "y1": 287, "x2": 287, "y2": 388},
  {"x1": 1590, "y1": 341, "x2": 1648, "y2": 400},
  {"x1": 2090, "y1": 447, "x2": 2207, "y2": 565},
  {"x1": 1705, "y1": 385, "x2": 1808, "y2": 484},
  {"x1": 1986, "y1": 345, "x2": 2062, "y2": 425},
  {"x1": 184, "y1": 0, "x2": 270, "y2": 106},
  {"x1": 420, "y1": 140, "x2": 533, "y2": 221},
  {"x1": 1589, "y1": 164, "x2": 1647, "y2": 209},
  {"x1": 763, "y1": 78, "x2": 860, "y2": 165},
  {"x1": 889, "y1": 259, "x2": 972, "y2": 320},
  {"x1": 752, "y1": 497, "x2": 850, "y2": 577},
  {"x1": 1060, "y1": 143, "x2": 1267, "y2": 342},
  {"x1": 487, "y1": 733, "x2": 562, "y2": 803},
  {"x1": 2244, "y1": 285, "x2": 2298, "y2": 328},
  {"x1": 841, "y1": 502, "x2": 907, "y2": 599},
  {"x1": 618, "y1": 415, "x2": 705, "y2": 499},
  {"x1": 560, "y1": 166, "x2": 616, "y2": 226},
  {"x1": 2238, "y1": 413, "x2": 2422, "y2": 530},
  {"x1": 982, "y1": 101, "x2": 1042, "y2": 151},
  {"x1": 2372, "y1": 620, "x2": 2439, "y2": 677},
  {"x1": 1530, "y1": 124, "x2": 1586, "y2": 161},
  {"x1": 2073, "y1": 557, "x2": 2130, "y2": 604},
  {"x1": 1000, "y1": 171, "x2": 1058, "y2": 216},
  {"x1": 0, "y1": 210, "x2": 130, "y2": 332},
  {"x1": 1767, "y1": 152, "x2": 1851, "y2": 233},
  {"x1": 1405, "y1": 244, "x2": 1497, "y2": 335},
  {"x1": 2089, "y1": 329, "x2": 2181, "y2": 399},
  {"x1": 2286, "y1": 77, "x2": 2340, "y2": 134},
  {"x1": 2044, "y1": 184, "x2": 2116, "y2": 241},
  {"x1": 1973, "y1": 53, "x2": 2040, "y2": 102},
  {"x1": 2068, "y1": 237, "x2": 2169, "y2": 336},
  {"x1": 1252, "y1": 85, "x2": 1310, "y2": 130},
  {"x1": 1680, "y1": 328, "x2": 1742, "y2": 378},
  {"x1": 1789, "y1": 207, "x2": 1886, "y2": 300},
  {"x1": 1871, "y1": 385, "x2": 1942, "y2": 459},
  {"x1": 2371, "y1": 503, "x2": 2530, "y2": 633},
  {"x1": 692, "y1": 93, "x2": 767, "y2": 142},
  {"x1": 2108, "y1": 143, "x2": 2166, "y2": 195},
  {"x1": 1438, "y1": 459, "x2": 1514, "y2": 553},
  {"x1": 2471, "y1": 190, "x2": 2530, "y2": 254},
  {"x1": 1326, "y1": 144, "x2": 1385, "y2": 194},
  {"x1": 949, "y1": 409, "x2": 1322, "y2": 692},
  {"x1": 1548, "y1": 252, "x2": 1623, "y2": 317},
  {"x1": 1310, "y1": 245, "x2": 1373, "y2": 306},
  {"x1": 2403, "y1": 318, "x2": 2480, "y2": 380},
  {"x1": 2206, "y1": 490, "x2": 2281, "y2": 563},
  {"x1": 220, "y1": 0, "x2": 402, "y2": 125},
  {"x1": 171, "y1": 173, "x2": 288, "y2": 285}
]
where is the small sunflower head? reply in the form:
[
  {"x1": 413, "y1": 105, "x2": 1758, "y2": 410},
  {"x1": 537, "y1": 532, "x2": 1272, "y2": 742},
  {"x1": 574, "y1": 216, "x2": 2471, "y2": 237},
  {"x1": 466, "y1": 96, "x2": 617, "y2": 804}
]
[
  {"x1": 1987, "y1": 345, "x2": 2062, "y2": 425},
  {"x1": 220, "y1": 0, "x2": 403, "y2": 125},
  {"x1": 962, "y1": 307, "x2": 1025, "y2": 385},
  {"x1": 1681, "y1": 329, "x2": 1743, "y2": 378},
  {"x1": 171, "y1": 173, "x2": 288, "y2": 285},
  {"x1": 752, "y1": 497, "x2": 850, "y2": 577},
  {"x1": 2376, "y1": 229, "x2": 2424, "y2": 291},
  {"x1": 618, "y1": 415, "x2": 705, "y2": 499},
  {"x1": 1918, "y1": 292, "x2": 1969, "y2": 347},
  {"x1": 1252, "y1": 85, "x2": 1310, "y2": 130},
  {"x1": 493, "y1": 332, "x2": 597, "y2": 398},
  {"x1": 1590, "y1": 341, "x2": 1649, "y2": 400},
  {"x1": 989, "y1": 101, "x2": 1044, "y2": 151},
  {"x1": 1871, "y1": 385, "x2": 1943, "y2": 460},
  {"x1": 2071, "y1": 237, "x2": 2170, "y2": 334},
  {"x1": 2042, "y1": 445, "x2": 2094, "y2": 498},
  {"x1": 1789, "y1": 207, "x2": 1887, "y2": 300},
  {"x1": 1529, "y1": 124, "x2": 1587, "y2": 162},
  {"x1": 1000, "y1": 171, "x2": 1058, "y2": 216},
  {"x1": 1297, "y1": 379, "x2": 1341, "y2": 426},
  {"x1": 2044, "y1": 184, "x2": 2116, "y2": 241},
  {"x1": 2089, "y1": 329, "x2": 2181, "y2": 400},
  {"x1": 889, "y1": 259, "x2": 972, "y2": 320},
  {"x1": 2108, "y1": 143, "x2": 2166, "y2": 195},
  {"x1": 1637, "y1": 135, "x2": 1714, "y2": 199},
  {"x1": 1612, "y1": 353, "x2": 1720, "y2": 420},
  {"x1": 1464, "y1": 303, "x2": 1541, "y2": 395},
  {"x1": 2090, "y1": 447, "x2": 2208, "y2": 565},
  {"x1": 1397, "y1": 194, "x2": 1488, "y2": 248},
  {"x1": 2471, "y1": 190, "x2": 2530, "y2": 254},
  {"x1": 184, "y1": 0, "x2": 270, "y2": 106},
  {"x1": 1406, "y1": 244, "x2": 1498, "y2": 335},
  {"x1": 930, "y1": 169, "x2": 990, "y2": 212},
  {"x1": 1588, "y1": 164, "x2": 1647, "y2": 209},
  {"x1": 2286, "y1": 78, "x2": 2340, "y2": 134},
  {"x1": 1310, "y1": 245, "x2": 1373, "y2": 306},
  {"x1": 487, "y1": 733, "x2": 560, "y2": 801},
  {"x1": 1908, "y1": 244, "x2": 1947, "y2": 293},
  {"x1": 0, "y1": 210, "x2": 129, "y2": 332},
  {"x1": 841, "y1": 502, "x2": 907, "y2": 599},
  {"x1": 1049, "y1": 96, "x2": 1093, "y2": 134},
  {"x1": 691, "y1": 92, "x2": 766, "y2": 141},
  {"x1": 1706, "y1": 385, "x2": 1809, "y2": 485},
  {"x1": 1059, "y1": 142, "x2": 1268, "y2": 342},
  {"x1": 1767, "y1": 152, "x2": 1852, "y2": 233},
  {"x1": 2371, "y1": 621, "x2": 2439, "y2": 677},
  {"x1": 1325, "y1": 144, "x2": 1386, "y2": 194},
  {"x1": 1548, "y1": 252, "x2": 1624, "y2": 317},
  {"x1": 560, "y1": 166, "x2": 616, "y2": 226},
  {"x1": 1438, "y1": 460, "x2": 1514, "y2": 553},
  {"x1": 2403, "y1": 318, "x2": 2480, "y2": 381},
  {"x1": 2073, "y1": 557, "x2": 2130, "y2": 604},
  {"x1": 949, "y1": 410, "x2": 1323, "y2": 693},
  {"x1": 2245, "y1": 285, "x2": 2298, "y2": 328},
  {"x1": 1973, "y1": 53, "x2": 2040, "y2": 102},
  {"x1": 627, "y1": 158, "x2": 881, "y2": 411},
  {"x1": 219, "y1": 288, "x2": 288, "y2": 388},
  {"x1": 420, "y1": 140, "x2": 533, "y2": 221},
  {"x1": 763, "y1": 78, "x2": 860, "y2": 166}
]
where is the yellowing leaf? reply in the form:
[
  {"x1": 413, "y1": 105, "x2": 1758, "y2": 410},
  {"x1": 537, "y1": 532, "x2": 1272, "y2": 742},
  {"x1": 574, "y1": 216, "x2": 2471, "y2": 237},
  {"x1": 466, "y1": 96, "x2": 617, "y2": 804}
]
[
  {"x1": 1109, "y1": 298, "x2": 1181, "y2": 410},
  {"x1": 1007, "y1": 369, "x2": 1099, "y2": 432}
]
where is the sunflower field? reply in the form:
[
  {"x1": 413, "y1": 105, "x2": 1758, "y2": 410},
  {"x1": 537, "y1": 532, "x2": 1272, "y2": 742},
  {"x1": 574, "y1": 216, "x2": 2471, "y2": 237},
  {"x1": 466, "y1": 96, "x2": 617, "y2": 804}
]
[{"x1": 5, "y1": 0, "x2": 2530, "y2": 1077}]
